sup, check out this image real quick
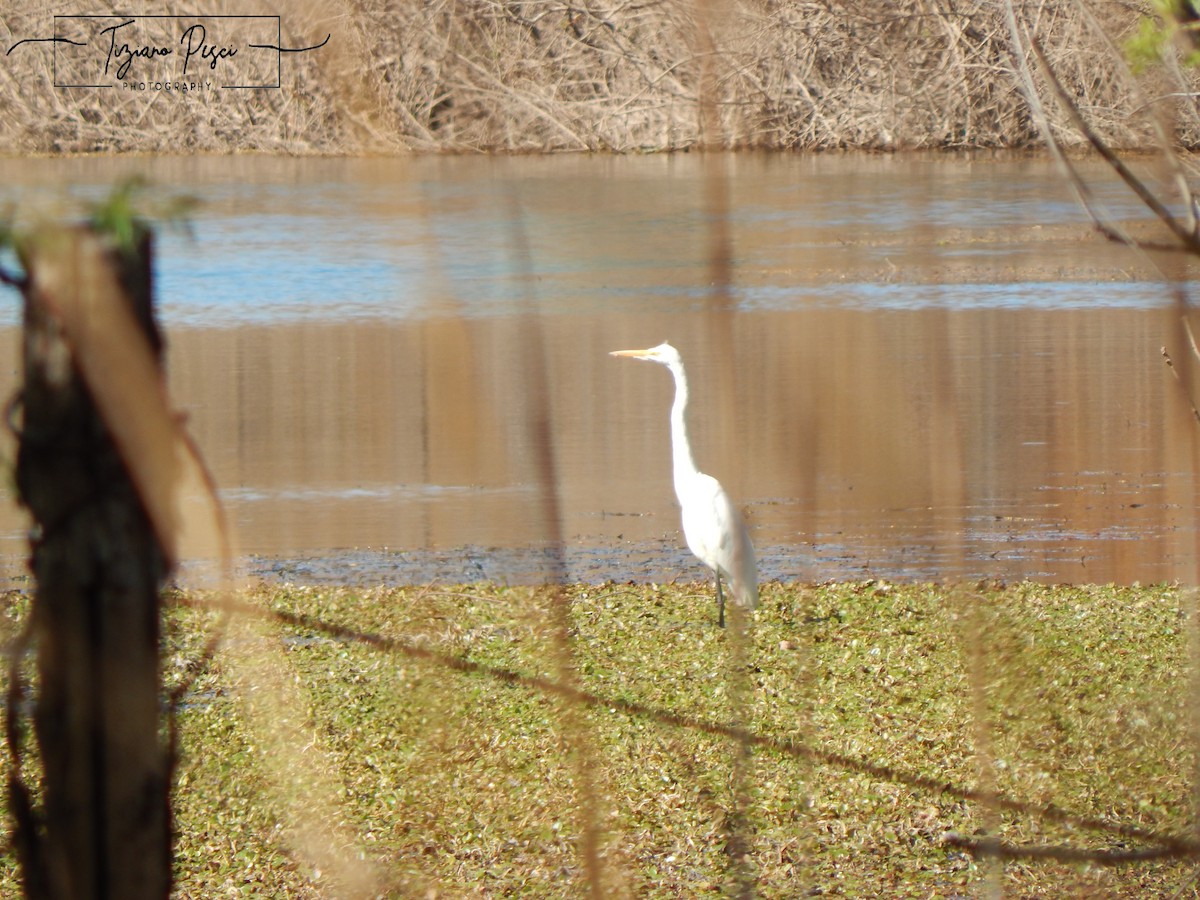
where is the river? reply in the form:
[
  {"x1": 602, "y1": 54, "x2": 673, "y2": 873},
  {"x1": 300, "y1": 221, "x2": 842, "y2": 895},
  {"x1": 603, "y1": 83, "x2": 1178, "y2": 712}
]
[{"x1": 0, "y1": 152, "x2": 1196, "y2": 586}]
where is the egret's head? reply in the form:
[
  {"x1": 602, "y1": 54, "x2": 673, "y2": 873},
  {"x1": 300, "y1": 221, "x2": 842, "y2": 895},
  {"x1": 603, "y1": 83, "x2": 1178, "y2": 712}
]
[{"x1": 609, "y1": 341, "x2": 681, "y2": 368}]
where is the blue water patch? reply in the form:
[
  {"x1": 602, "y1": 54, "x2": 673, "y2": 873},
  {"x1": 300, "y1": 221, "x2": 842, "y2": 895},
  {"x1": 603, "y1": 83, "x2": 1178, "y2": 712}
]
[
  {"x1": 741, "y1": 280, "x2": 1180, "y2": 311},
  {"x1": 0, "y1": 155, "x2": 1188, "y2": 326}
]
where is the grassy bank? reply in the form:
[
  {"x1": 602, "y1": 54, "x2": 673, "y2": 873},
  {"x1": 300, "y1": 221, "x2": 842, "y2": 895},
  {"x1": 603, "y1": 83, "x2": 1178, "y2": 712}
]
[
  {"x1": 2, "y1": 580, "x2": 1194, "y2": 897},
  {"x1": 0, "y1": 1, "x2": 1173, "y2": 154}
]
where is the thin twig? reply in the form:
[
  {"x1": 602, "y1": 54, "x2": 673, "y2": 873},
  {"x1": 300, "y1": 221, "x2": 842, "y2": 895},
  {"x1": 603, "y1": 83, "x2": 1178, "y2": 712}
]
[
  {"x1": 1074, "y1": 0, "x2": 1200, "y2": 238},
  {"x1": 1183, "y1": 316, "x2": 1200, "y2": 363},
  {"x1": 1028, "y1": 31, "x2": 1200, "y2": 254},
  {"x1": 1162, "y1": 345, "x2": 1200, "y2": 425},
  {"x1": 502, "y1": 187, "x2": 608, "y2": 898},
  {"x1": 1001, "y1": 0, "x2": 1138, "y2": 248}
]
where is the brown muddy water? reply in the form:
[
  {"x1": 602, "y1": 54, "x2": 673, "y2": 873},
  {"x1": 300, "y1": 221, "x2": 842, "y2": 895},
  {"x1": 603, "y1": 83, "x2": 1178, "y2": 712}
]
[{"x1": 1, "y1": 153, "x2": 1198, "y2": 587}]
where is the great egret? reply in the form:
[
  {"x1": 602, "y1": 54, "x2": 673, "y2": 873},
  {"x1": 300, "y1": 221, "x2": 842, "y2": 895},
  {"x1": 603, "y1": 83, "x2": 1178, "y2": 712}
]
[{"x1": 610, "y1": 341, "x2": 757, "y2": 627}]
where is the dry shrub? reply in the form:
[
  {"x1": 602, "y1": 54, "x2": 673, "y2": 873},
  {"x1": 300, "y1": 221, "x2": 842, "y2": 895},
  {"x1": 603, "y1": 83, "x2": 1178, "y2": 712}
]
[
  {"x1": 0, "y1": 1, "x2": 358, "y2": 154},
  {"x1": 363, "y1": 0, "x2": 1038, "y2": 151},
  {"x1": 310, "y1": 0, "x2": 1182, "y2": 152},
  {"x1": 0, "y1": 0, "x2": 1184, "y2": 154}
]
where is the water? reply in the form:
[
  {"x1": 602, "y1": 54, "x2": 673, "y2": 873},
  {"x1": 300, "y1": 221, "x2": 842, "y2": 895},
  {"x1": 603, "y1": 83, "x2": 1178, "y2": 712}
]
[{"x1": 0, "y1": 152, "x2": 1196, "y2": 586}]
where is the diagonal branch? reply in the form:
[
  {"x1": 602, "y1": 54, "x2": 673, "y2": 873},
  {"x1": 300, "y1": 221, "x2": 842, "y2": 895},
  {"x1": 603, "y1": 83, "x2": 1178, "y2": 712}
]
[
  {"x1": 1030, "y1": 33, "x2": 1200, "y2": 252},
  {"x1": 1004, "y1": 0, "x2": 1200, "y2": 255},
  {"x1": 1002, "y1": 0, "x2": 1138, "y2": 246}
]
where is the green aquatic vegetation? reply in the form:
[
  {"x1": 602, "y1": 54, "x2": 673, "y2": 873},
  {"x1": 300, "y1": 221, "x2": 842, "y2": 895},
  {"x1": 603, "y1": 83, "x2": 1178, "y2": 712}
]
[
  {"x1": 1, "y1": 581, "x2": 1196, "y2": 897},
  {"x1": 84, "y1": 175, "x2": 197, "y2": 255}
]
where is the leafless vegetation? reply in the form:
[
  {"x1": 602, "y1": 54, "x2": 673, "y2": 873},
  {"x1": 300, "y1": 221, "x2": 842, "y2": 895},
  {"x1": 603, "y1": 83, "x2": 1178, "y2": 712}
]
[{"x1": 0, "y1": 0, "x2": 1185, "y2": 154}]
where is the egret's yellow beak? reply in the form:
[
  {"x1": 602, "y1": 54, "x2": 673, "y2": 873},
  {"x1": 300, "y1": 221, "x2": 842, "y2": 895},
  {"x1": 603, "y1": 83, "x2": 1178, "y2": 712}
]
[{"x1": 609, "y1": 348, "x2": 653, "y2": 358}]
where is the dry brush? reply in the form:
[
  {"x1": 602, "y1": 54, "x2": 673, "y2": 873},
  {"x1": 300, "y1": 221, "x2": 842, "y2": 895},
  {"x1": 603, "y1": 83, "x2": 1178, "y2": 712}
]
[{"x1": 0, "y1": 0, "x2": 1179, "y2": 154}]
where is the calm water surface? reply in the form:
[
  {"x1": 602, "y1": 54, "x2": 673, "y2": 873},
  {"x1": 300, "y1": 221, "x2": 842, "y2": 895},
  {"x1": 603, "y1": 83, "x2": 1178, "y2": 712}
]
[{"x1": 1, "y1": 153, "x2": 1196, "y2": 586}]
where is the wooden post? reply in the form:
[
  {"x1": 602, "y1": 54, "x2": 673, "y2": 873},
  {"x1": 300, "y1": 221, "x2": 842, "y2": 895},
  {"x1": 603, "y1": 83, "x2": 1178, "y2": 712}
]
[{"x1": 12, "y1": 225, "x2": 171, "y2": 899}]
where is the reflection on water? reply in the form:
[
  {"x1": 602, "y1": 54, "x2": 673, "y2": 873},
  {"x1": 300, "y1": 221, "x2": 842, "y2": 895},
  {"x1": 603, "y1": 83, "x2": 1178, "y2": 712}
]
[
  {"x1": 0, "y1": 154, "x2": 1196, "y2": 586},
  {"x1": 0, "y1": 153, "x2": 1186, "y2": 326}
]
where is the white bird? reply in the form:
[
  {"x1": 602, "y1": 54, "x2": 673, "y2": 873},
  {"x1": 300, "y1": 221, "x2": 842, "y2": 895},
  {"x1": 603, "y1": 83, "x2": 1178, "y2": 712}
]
[{"x1": 610, "y1": 341, "x2": 757, "y2": 627}]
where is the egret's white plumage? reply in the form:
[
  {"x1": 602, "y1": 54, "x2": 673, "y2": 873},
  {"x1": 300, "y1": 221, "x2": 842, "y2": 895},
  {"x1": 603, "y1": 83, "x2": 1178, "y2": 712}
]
[{"x1": 610, "y1": 341, "x2": 757, "y2": 627}]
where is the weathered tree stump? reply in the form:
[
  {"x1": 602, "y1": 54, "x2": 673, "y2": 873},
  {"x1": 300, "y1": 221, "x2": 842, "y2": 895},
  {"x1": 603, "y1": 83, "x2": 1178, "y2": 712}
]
[{"x1": 12, "y1": 224, "x2": 172, "y2": 900}]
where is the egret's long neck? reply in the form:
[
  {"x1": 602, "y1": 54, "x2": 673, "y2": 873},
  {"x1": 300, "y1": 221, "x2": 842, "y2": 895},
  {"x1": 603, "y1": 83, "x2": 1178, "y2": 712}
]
[{"x1": 668, "y1": 362, "x2": 699, "y2": 488}]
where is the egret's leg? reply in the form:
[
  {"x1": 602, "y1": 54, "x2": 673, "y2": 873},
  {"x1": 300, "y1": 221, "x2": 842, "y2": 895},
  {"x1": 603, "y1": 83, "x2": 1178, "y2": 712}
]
[{"x1": 716, "y1": 574, "x2": 726, "y2": 628}]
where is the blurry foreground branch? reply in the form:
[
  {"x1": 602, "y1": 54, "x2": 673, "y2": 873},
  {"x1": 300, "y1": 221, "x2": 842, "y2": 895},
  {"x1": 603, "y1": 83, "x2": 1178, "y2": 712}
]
[{"x1": 8, "y1": 223, "x2": 173, "y2": 899}]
